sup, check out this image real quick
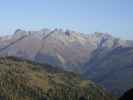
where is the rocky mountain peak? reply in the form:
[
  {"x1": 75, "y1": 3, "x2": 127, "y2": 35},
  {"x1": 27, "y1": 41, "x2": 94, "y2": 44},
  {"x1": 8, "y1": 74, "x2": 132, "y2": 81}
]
[
  {"x1": 13, "y1": 28, "x2": 82, "y2": 39},
  {"x1": 11, "y1": 28, "x2": 131, "y2": 49},
  {"x1": 94, "y1": 32, "x2": 113, "y2": 39},
  {"x1": 40, "y1": 28, "x2": 51, "y2": 35},
  {"x1": 14, "y1": 29, "x2": 29, "y2": 37}
]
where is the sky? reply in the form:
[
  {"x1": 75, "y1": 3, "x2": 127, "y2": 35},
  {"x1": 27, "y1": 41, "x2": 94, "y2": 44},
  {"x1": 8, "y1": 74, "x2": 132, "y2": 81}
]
[{"x1": 0, "y1": 0, "x2": 133, "y2": 40}]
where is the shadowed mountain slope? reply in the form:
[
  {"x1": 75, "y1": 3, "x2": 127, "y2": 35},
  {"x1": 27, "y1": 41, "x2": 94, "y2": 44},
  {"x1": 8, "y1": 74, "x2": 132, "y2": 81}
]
[{"x1": 83, "y1": 46, "x2": 133, "y2": 96}]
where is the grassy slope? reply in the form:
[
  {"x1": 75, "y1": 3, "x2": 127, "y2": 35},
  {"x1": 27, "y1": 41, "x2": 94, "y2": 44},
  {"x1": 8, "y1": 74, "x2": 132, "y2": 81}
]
[{"x1": 0, "y1": 57, "x2": 114, "y2": 100}]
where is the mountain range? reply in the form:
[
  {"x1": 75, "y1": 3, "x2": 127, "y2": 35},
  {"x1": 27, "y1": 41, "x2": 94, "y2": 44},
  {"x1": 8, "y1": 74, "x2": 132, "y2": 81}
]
[{"x1": 0, "y1": 28, "x2": 133, "y2": 96}]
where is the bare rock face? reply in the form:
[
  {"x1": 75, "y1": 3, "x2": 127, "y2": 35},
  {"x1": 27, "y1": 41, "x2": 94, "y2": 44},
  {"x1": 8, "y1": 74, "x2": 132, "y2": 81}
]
[
  {"x1": 0, "y1": 29, "x2": 98, "y2": 70},
  {"x1": 0, "y1": 29, "x2": 129, "y2": 69}
]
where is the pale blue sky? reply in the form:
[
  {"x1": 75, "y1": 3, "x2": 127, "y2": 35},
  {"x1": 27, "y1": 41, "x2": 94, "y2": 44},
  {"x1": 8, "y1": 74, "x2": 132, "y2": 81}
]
[{"x1": 0, "y1": 0, "x2": 133, "y2": 39}]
